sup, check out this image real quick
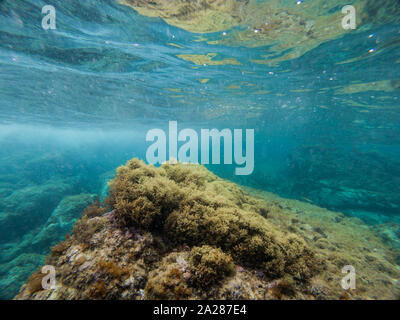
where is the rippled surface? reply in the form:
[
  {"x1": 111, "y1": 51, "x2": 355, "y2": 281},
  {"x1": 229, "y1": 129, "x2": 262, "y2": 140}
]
[
  {"x1": 0, "y1": 0, "x2": 400, "y2": 299},
  {"x1": 1, "y1": 0, "x2": 399, "y2": 126}
]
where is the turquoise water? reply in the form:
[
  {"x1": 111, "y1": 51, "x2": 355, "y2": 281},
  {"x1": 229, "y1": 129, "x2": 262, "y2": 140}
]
[{"x1": 1, "y1": 0, "x2": 400, "y2": 299}]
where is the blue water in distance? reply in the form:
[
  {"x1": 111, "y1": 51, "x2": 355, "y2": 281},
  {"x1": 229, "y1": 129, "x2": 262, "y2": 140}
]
[{"x1": 0, "y1": 0, "x2": 400, "y2": 299}]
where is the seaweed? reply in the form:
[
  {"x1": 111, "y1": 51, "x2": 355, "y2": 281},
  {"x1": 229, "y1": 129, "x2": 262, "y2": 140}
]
[
  {"x1": 71, "y1": 215, "x2": 105, "y2": 245},
  {"x1": 50, "y1": 240, "x2": 70, "y2": 258},
  {"x1": 84, "y1": 198, "x2": 107, "y2": 218},
  {"x1": 188, "y1": 245, "x2": 235, "y2": 289},
  {"x1": 271, "y1": 275, "x2": 296, "y2": 299},
  {"x1": 98, "y1": 259, "x2": 129, "y2": 278},
  {"x1": 26, "y1": 270, "x2": 45, "y2": 294},
  {"x1": 107, "y1": 158, "x2": 321, "y2": 280},
  {"x1": 90, "y1": 280, "x2": 107, "y2": 299},
  {"x1": 145, "y1": 262, "x2": 192, "y2": 300}
]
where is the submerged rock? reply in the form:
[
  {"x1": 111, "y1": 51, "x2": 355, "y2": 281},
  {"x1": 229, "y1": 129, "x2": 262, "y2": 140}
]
[
  {"x1": 281, "y1": 146, "x2": 400, "y2": 220},
  {"x1": 0, "y1": 253, "x2": 44, "y2": 300},
  {"x1": 0, "y1": 193, "x2": 96, "y2": 299},
  {"x1": 14, "y1": 159, "x2": 400, "y2": 300},
  {"x1": 0, "y1": 179, "x2": 76, "y2": 243},
  {"x1": 375, "y1": 223, "x2": 400, "y2": 249},
  {"x1": 30, "y1": 194, "x2": 97, "y2": 250}
]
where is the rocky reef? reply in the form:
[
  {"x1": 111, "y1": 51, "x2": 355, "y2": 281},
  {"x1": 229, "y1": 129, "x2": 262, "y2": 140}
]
[
  {"x1": 0, "y1": 140, "x2": 124, "y2": 299},
  {"x1": 15, "y1": 159, "x2": 400, "y2": 300},
  {"x1": 283, "y1": 146, "x2": 400, "y2": 223},
  {"x1": 0, "y1": 191, "x2": 96, "y2": 299}
]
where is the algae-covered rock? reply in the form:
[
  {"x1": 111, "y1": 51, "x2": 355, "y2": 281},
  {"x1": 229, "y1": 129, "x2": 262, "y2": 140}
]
[
  {"x1": 0, "y1": 253, "x2": 44, "y2": 300},
  {"x1": 108, "y1": 159, "x2": 320, "y2": 280},
  {"x1": 188, "y1": 245, "x2": 235, "y2": 289},
  {"x1": 0, "y1": 193, "x2": 96, "y2": 299},
  {"x1": 145, "y1": 252, "x2": 193, "y2": 300},
  {"x1": 14, "y1": 158, "x2": 400, "y2": 300},
  {"x1": 283, "y1": 147, "x2": 400, "y2": 217},
  {"x1": 31, "y1": 194, "x2": 96, "y2": 249},
  {"x1": 374, "y1": 223, "x2": 400, "y2": 249},
  {"x1": 0, "y1": 179, "x2": 76, "y2": 243}
]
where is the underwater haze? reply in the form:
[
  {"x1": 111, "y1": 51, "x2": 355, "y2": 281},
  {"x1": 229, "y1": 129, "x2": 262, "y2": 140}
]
[{"x1": 1, "y1": 0, "x2": 400, "y2": 299}]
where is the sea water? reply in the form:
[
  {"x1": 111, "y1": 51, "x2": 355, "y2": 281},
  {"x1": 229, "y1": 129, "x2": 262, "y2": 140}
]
[{"x1": 1, "y1": 0, "x2": 400, "y2": 299}]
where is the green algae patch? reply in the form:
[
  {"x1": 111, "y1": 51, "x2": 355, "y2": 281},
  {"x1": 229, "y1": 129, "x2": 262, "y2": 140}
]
[
  {"x1": 145, "y1": 252, "x2": 193, "y2": 300},
  {"x1": 189, "y1": 245, "x2": 235, "y2": 289},
  {"x1": 107, "y1": 158, "x2": 321, "y2": 281}
]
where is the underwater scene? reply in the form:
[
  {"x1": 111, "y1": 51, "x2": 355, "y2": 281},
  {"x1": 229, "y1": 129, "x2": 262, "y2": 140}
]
[{"x1": 1, "y1": 0, "x2": 400, "y2": 301}]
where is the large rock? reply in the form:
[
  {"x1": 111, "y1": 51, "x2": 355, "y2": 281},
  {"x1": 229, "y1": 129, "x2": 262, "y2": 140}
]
[
  {"x1": 0, "y1": 253, "x2": 44, "y2": 300},
  {"x1": 31, "y1": 194, "x2": 96, "y2": 250},
  {"x1": 0, "y1": 178, "x2": 77, "y2": 243},
  {"x1": 14, "y1": 160, "x2": 400, "y2": 300},
  {"x1": 0, "y1": 193, "x2": 95, "y2": 299}
]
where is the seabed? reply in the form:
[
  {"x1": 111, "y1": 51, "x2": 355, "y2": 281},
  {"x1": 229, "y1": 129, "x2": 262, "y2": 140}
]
[{"x1": 14, "y1": 160, "x2": 400, "y2": 300}]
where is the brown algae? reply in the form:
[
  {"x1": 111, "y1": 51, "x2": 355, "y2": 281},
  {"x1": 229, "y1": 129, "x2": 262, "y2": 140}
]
[{"x1": 15, "y1": 159, "x2": 400, "y2": 300}]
